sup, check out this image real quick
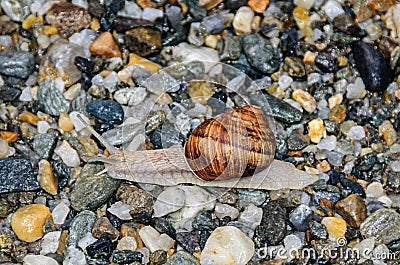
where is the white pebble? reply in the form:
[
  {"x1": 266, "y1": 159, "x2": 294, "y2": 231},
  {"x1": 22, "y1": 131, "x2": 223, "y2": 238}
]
[
  {"x1": 346, "y1": 77, "x2": 366, "y2": 99},
  {"x1": 64, "y1": 83, "x2": 81, "y2": 101},
  {"x1": 108, "y1": 201, "x2": 134, "y2": 220},
  {"x1": 77, "y1": 232, "x2": 97, "y2": 251},
  {"x1": 390, "y1": 160, "x2": 400, "y2": 172},
  {"x1": 153, "y1": 186, "x2": 185, "y2": 218},
  {"x1": 63, "y1": 246, "x2": 87, "y2": 265},
  {"x1": 19, "y1": 86, "x2": 33, "y2": 101},
  {"x1": 284, "y1": 234, "x2": 303, "y2": 252},
  {"x1": 0, "y1": 35, "x2": 12, "y2": 49},
  {"x1": 201, "y1": 226, "x2": 255, "y2": 265},
  {"x1": 233, "y1": 6, "x2": 254, "y2": 35},
  {"x1": 117, "y1": 236, "x2": 138, "y2": 251},
  {"x1": 37, "y1": 1, "x2": 55, "y2": 16},
  {"x1": 322, "y1": 0, "x2": 345, "y2": 20},
  {"x1": 52, "y1": 202, "x2": 70, "y2": 225},
  {"x1": 278, "y1": 74, "x2": 293, "y2": 90},
  {"x1": 283, "y1": 99, "x2": 303, "y2": 112},
  {"x1": 307, "y1": 73, "x2": 321, "y2": 86},
  {"x1": 54, "y1": 140, "x2": 80, "y2": 167},
  {"x1": 142, "y1": 8, "x2": 163, "y2": 22},
  {"x1": 238, "y1": 203, "x2": 263, "y2": 230},
  {"x1": 214, "y1": 203, "x2": 239, "y2": 220},
  {"x1": 37, "y1": 120, "x2": 51, "y2": 134},
  {"x1": 139, "y1": 226, "x2": 175, "y2": 252},
  {"x1": 40, "y1": 231, "x2": 61, "y2": 255},
  {"x1": 378, "y1": 196, "x2": 393, "y2": 208},
  {"x1": 317, "y1": 135, "x2": 337, "y2": 151},
  {"x1": 103, "y1": 71, "x2": 120, "y2": 92},
  {"x1": 366, "y1": 182, "x2": 384, "y2": 199},
  {"x1": 172, "y1": 43, "x2": 219, "y2": 73},
  {"x1": 117, "y1": 0, "x2": 142, "y2": 19},
  {"x1": 346, "y1": 126, "x2": 365, "y2": 140},
  {"x1": 390, "y1": 144, "x2": 400, "y2": 153},
  {"x1": 37, "y1": 34, "x2": 51, "y2": 49},
  {"x1": 23, "y1": 254, "x2": 58, "y2": 265}
]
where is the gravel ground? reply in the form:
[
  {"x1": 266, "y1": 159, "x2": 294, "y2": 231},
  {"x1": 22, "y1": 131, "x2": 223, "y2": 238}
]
[{"x1": 0, "y1": 0, "x2": 400, "y2": 264}]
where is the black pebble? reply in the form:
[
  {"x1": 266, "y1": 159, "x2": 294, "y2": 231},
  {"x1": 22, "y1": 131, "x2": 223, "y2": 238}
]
[
  {"x1": 352, "y1": 41, "x2": 394, "y2": 92},
  {"x1": 0, "y1": 158, "x2": 40, "y2": 193},
  {"x1": 86, "y1": 236, "x2": 114, "y2": 258},
  {"x1": 86, "y1": 100, "x2": 124, "y2": 125},
  {"x1": 315, "y1": 53, "x2": 338, "y2": 73},
  {"x1": 74, "y1": 56, "x2": 93, "y2": 74}
]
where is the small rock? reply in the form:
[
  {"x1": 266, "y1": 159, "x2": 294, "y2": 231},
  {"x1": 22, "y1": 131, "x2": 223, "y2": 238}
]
[
  {"x1": 70, "y1": 163, "x2": 120, "y2": 211},
  {"x1": 201, "y1": 226, "x2": 254, "y2": 265},
  {"x1": 335, "y1": 194, "x2": 367, "y2": 228},
  {"x1": 153, "y1": 186, "x2": 185, "y2": 217},
  {"x1": 310, "y1": 221, "x2": 328, "y2": 239},
  {"x1": 33, "y1": 134, "x2": 58, "y2": 160},
  {"x1": 366, "y1": 182, "x2": 384, "y2": 198},
  {"x1": 67, "y1": 210, "x2": 97, "y2": 247},
  {"x1": 92, "y1": 217, "x2": 119, "y2": 240},
  {"x1": 23, "y1": 254, "x2": 58, "y2": 265},
  {"x1": 202, "y1": 14, "x2": 226, "y2": 34},
  {"x1": 86, "y1": 236, "x2": 113, "y2": 258},
  {"x1": 360, "y1": 208, "x2": 400, "y2": 244},
  {"x1": 0, "y1": 131, "x2": 18, "y2": 143},
  {"x1": 86, "y1": 100, "x2": 124, "y2": 125},
  {"x1": 214, "y1": 203, "x2": 240, "y2": 220},
  {"x1": 233, "y1": 6, "x2": 254, "y2": 35},
  {"x1": 125, "y1": 27, "x2": 162, "y2": 56},
  {"x1": 332, "y1": 13, "x2": 361, "y2": 36},
  {"x1": 321, "y1": 217, "x2": 347, "y2": 241},
  {"x1": 346, "y1": 77, "x2": 367, "y2": 99},
  {"x1": 255, "y1": 201, "x2": 286, "y2": 246},
  {"x1": 11, "y1": 204, "x2": 51, "y2": 242},
  {"x1": 176, "y1": 231, "x2": 201, "y2": 254},
  {"x1": 40, "y1": 231, "x2": 61, "y2": 255},
  {"x1": 113, "y1": 249, "x2": 142, "y2": 264},
  {"x1": 289, "y1": 204, "x2": 314, "y2": 232},
  {"x1": 284, "y1": 234, "x2": 303, "y2": 253},
  {"x1": 317, "y1": 135, "x2": 337, "y2": 151},
  {"x1": 248, "y1": 0, "x2": 269, "y2": 13},
  {"x1": 172, "y1": 43, "x2": 219, "y2": 73},
  {"x1": 0, "y1": 158, "x2": 40, "y2": 193},
  {"x1": 37, "y1": 80, "x2": 71, "y2": 116},
  {"x1": 52, "y1": 202, "x2": 70, "y2": 225},
  {"x1": 352, "y1": 41, "x2": 393, "y2": 92},
  {"x1": 315, "y1": 53, "x2": 338, "y2": 73},
  {"x1": 308, "y1": 118, "x2": 326, "y2": 143},
  {"x1": 322, "y1": 0, "x2": 345, "y2": 20},
  {"x1": 108, "y1": 201, "x2": 134, "y2": 221},
  {"x1": 139, "y1": 226, "x2": 175, "y2": 252},
  {"x1": 59, "y1": 112, "x2": 74, "y2": 132},
  {"x1": 89, "y1": 32, "x2": 122, "y2": 58},
  {"x1": 149, "y1": 250, "x2": 167, "y2": 265},
  {"x1": 19, "y1": 111, "x2": 39, "y2": 126},
  {"x1": 37, "y1": 160, "x2": 58, "y2": 195},
  {"x1": 164, "y1": 251, "x2": 200, "y2": 265},
  {"x1": 283, "y1": 57, "x2": 306, "y2": 77},
  {"x1": 117, "y1": 236, "x2": 138, "y2": 251},
  {"x1": 0, "y1": 51, "x2": 35, "y2": 78},
  {"x1": 379, "y1": 120, "x2": 397, "y2": 146},
  {"x1": 54, "y1": 140, "x2": 80, "y2": 167},
  {"x1": 292, "y1": 90, "x2": 316, "y2": 113},
  {"x1": 116, "y1": 183, "x2": 154, "y2": 215},
  {"x1": 63, "y1": 246, "x2": 87, "y2": 265},
  {"x1": 347, "y1": 125, "x2": 365, "y2": 140},
  {"x1": 46, "y1": 2, "x2": 91, "y2": 38},
  {"x1": 328, "y1": 105, "x2": 346, "y2": 123},
  {"x1": 238, "y1": 203, "x2": 263, "y2": 230}
]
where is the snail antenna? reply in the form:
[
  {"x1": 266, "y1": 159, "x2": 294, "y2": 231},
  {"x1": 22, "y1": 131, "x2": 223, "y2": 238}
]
[{"x1": 76, "y1": 114, "x2": 119, "y2": 154}]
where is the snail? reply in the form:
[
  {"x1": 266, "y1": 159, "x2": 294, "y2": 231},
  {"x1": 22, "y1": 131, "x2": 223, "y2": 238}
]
[{"x1": 77, "y1": 105, "x2": 318, "y2": 190}]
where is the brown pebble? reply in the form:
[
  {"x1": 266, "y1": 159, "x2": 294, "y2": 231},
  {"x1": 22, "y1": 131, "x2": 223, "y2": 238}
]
[
  {"x1": 0, "y1": 131, "x2": 18, "y2": 143},
  {"x1": 90, "y1": 32, "x2": 122, "y2": 58},
  {"x1": 317, "y1": 160, "x2": 331, "y2": 173},
  {"x1": 335, "y1": 194, "x2": 367, "y2": 228},
  {"x1": 292, "y1": 90, "x2": 316, "y2": 113},
  {"x1": 58, "y1": 112, "x2": 74, "y2": 132},
  {"x1": 379, "y1": 120, "x2": 397, "y2": 146},
  {"x1": 328, "y1": 105, "x2": 347, "y2": 123},
  {"x1": 11, "y1": 204, "x2": 51, "y2": 242},
  {"x1": 308, "y1": 118, "x2": 326, "y2": 143},
  {"x1": 200, "y1": 0, "x2": 224, "y2": 10},
  {"x1": 45, "y1": 2, "x2": 91, "y2": 38},
  {"x1": 121, "y1": 223, "x2": 143, "y2": 248},
  {"x1": 366, "y1": 0, "x2": 396, "y2": 12},
  {"x1": 124, "y1": 27, "x2": 162, "y2": 56},
  {"x1": 19, "y1": 111, "x2": 39, "y2": 126},
  {"x1": 92, "y1": 217, "x2": 119, "y2": 240},
  {"x1": 38, "y1": 160, "x2": 58, "y2": 195},
  {"x1": 248, "y1": 0, "x2": 269, "y2": 13}
]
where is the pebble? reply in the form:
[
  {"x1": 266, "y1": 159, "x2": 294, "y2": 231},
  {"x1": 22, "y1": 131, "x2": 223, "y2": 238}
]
[
  {"x1": 153, "y1": 186, "x2": 185, "y2": 217},
  {"x1": 70, "y1": 163, "x2": 120, "y2": 211},
  {"x1": 315, "y1": 53, "x2": 338, "y2": 73},
  {"x1": 117, "y1": 236, "x2": 138, "y2": 251},
  {"x1": 37, "y1": 160, "x2": 58, "y2": 195},
  {"x1": 23, "y1": 254, "x2": 58, "y2": 265},
  {"x1": 241, "y1": 33, "x2": 280, "y2": 74},
  {"x1": 77, "y1": 232, "x2": 97, "y2": 251},
  {"x1": 346, "y1": 125, "x2": 365, "y2": 141},
  {"x1": 89, "y1": 32, "x2": 122, "y2": 58},
  {"x1": 391, "y1": 160, "x2": 400, "y2": 172},
  {"x1": 0, "y1": 51, "x2": 35, "y2": 79},
  {"x1": 149, "y1": 250, "x2": 167, "y2": 265},
  {"x1": 63, "y1": 246, "x2": 87, "y2": 265},
  {"x1": 37, "y1": 121, "x2": 52, "y2": 134},
  {"x1": 45, "y1": 2, "x2": 91, "y2": 38},
  {"x1": 366, "y1": 182, "x2": 384, "y2": 198},
  {"x1": 164, "y1": 251, "x2": 200, "y2": 265},
  {"x1": 0, "y1": 139, "x2": 9, "y2": 158},
  {"x1": 139, "y1": 226, "x2": 175, "y2": 252},
  {"x1": 292, "y1": 90, "x2": 316, "y2": 113},
  {"x1": 317, "y1": 135, "x2": 337, "y2": 151},
  {"x1": 0, "y1": 158, "x2": 40, "y2": 193},
  {"x1": 322, "y1": 0, "x2": 345, "y2": 20},
  {"x1": 33, "y1": 133, "x2": 57, "y2": 160},
  {"x1": 108, "y1": 201, "x2": 134, "y2": 220},
  {"x1": 116, "y1": 183, "x2": 154, "y2": 216},
  {"x1": 86, "y1": 99, "x2": 124, "y2": 125},
  {"x1": 40, "y1": 231, "x2": 61, "y2": 255},
  {"x1": 321, "y1": 217, "x2": 347, "y2": 241},
  {"x1": 113, "y1": 250, "x2": 142, "y2": 264},
  {"x1": 352, "y1": 41, "x2": 394, "y2": 92},
  {"x1": 202, "y1": 14, "x2": 226, "y2": 34},
  {"x1": 201, "y1": 226, "x2": 254, "y2": 265},
  {"x1": 86, "y1": 236, "x2": 113, "y2": 258},
  {"x1": 37, "y1": 80, "x2": 71, "y2": 116},
  {"x1": 67, "y1": 210, "x2": 97, "y2": 247},
  {"x1": 238, "y1": 203, "x2": 263, "y2": 230},
  {"x1": 308, "y1": 118, "x2": 326, "y2": 143},
  {"x1": 360, "y1": 208, "x2": 400, "y2": 244},
  {"x1": 289, "y1": 204, "x2": 314, "y2": 232},
  {"x1": 52, "y1": 202, "x2": 70, "y2": 225},
  {"x1": 92, "y1": 216, "x2": 119, "y2": 240},
  {"x1": 232, "y1": 6, "x2": 254, "y2": 35},
  {"x1": 172, "y1": 43, "x2": 219, "y2": 73},
  {"x1": 19, "y1": 111, "x2": 39, "y2": 126},
  {"x1": 379, "y1": 120, "x2": 397, "y2": 146},
  {"x1": 11, "y1": 204, "x2": 51, "y2": 242},
  {"x1": 346, "y1": 77, "x2": 367, "y2": 99},
  {"x1": 54, "y1": 140, "x2": 80, "y2": 167},
  {"x1": 248, "y1": 0, "x2": 269, "y2": 13},
  {"x1": 328, "y1": 105, "x2": 346, "y2": 123},
  {"x1": 335, "y1": 194, "x2": 366, "y2": 228},
  {"x1": 128, "y1": 53, "x2": 161, "y2": 72},
  {"x1": 237, "y1": 189, "x2": 267, "y2": 207},
  {"x1": 284, "y1": 234, "x2": 303, "y2": 254},
  {"x1": 255, "y1": 201, "x2": 286, "y2": 246},
  {"x1": 214, "y1": 203, "x2": 240, "y2": 220},
  {"x1": 125, "y1": 27, "x2": 162, "y2": 56},
  {"x1": 59, "y1": 112, "x2": 74, "y2": 132}
]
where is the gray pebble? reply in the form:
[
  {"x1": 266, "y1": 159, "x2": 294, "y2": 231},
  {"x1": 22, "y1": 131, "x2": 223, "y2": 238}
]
[
  {"x1": 67, "y1": 210, "x2": 97, "y2": 247},
  {"x1": 0, "y1": 51, "x2": 35, "y2": 78},
  {"x1": 38, "y1": 80, "x2": 70, "y2": 116},
  {"x1": 0, "y1": 158, "x2": 40, "y2": 193},
  {"x1": 289, "y1": 204, "x2": 314, "y2": 232},
  {"x1": 32, "y1": 134, "x2": 57, "y2": 160},
  {"x1": 164, "y1": 251, "x2": 200, "y2": 265}
]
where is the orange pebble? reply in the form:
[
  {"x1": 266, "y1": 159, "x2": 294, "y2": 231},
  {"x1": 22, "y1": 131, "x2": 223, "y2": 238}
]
[{"x1": 248, "y1": 0, "x2": 269, "y2": 13}]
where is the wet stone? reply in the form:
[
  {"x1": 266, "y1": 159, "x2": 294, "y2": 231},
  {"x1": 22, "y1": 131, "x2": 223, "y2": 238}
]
[
  {"x1": 32, "y1": 134, "x2": 57, "y2": 160},
  {"x1": 125, "y1": 27, "x2": 162, "y2": 56},
  {"x1": 86, "y1": 100, "x2": 124, "y2": 125},
  {"x1": 217, "y1": 36, "x2": 241, "y2": 61},
  {"x1": 37, "y1": 80, "x2": 70, "y2": 116},
  {"x1": 255, "y1": 201, "x2": 287, "y2": 245},
  {"x1": 0, "y1": 51, "x2": 35, "y2": 79},
  {"x1": 289, "y1": 204, "x2": 314, "y2": 232},
  {"x1": 332, "y1": 13, "x2": 361, "y2": 36},
  {"x1": 0, "y1": 158, "x2": 40, "y2": 193},
  {"x1": 283, "y1": 57, "x2": 306, "y2": 77},
  {"x1": 70, "y1": 163, "x2": 121, "y2": 211},
  {"x1": 67, "y1": 210, "x2": 97, "y2": 247},
  {"x1": 176, "y1": 231, "x2": 201, "y2": 253},
  {"x1": 241, "y1": 33, "x2": 280, "y2": 74},
  {"x1": 360, "y1": 208, "x2": 400, "y2": 244},
  {"x1": 0, "y1": 86, "x2": 20, "y2": 101},
  {"x1": 164, "y1": 251, "x2": 200, "y2": 265},
  {"x1": 86, "y1": 236, "x2": 113, "y2": 259},
  {"x1": 149, "y1": 250, "x2": 167, "y2": 265},
  {"x1": 92, "y1": 217, "x2": 119, "y2": 240},
  {"x1": 112, "y1": 250, "x2": 143, "y2": 264},
  {"x1": 116, "y1": 183, "x2": 154, "y2": 215},
  {"x1": 352, "y1": 41, "x2": 394, "y2": 92},
  {"x1": 335, "y1": 194, "x2": 366, "y2": 228},
  {"x1": 315, "y1": 53, "x2": 338, "y2": 73}
]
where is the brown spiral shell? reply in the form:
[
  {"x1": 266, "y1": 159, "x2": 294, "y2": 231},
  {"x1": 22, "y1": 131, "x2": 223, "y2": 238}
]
[{"x1": 184, "y1": 105, "x2": 276, "y2": 181}]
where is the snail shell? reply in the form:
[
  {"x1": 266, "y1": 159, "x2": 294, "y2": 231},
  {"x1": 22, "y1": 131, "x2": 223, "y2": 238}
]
[{"x1": 184, "y1": 105, "x2": 276, "y2": 181}]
